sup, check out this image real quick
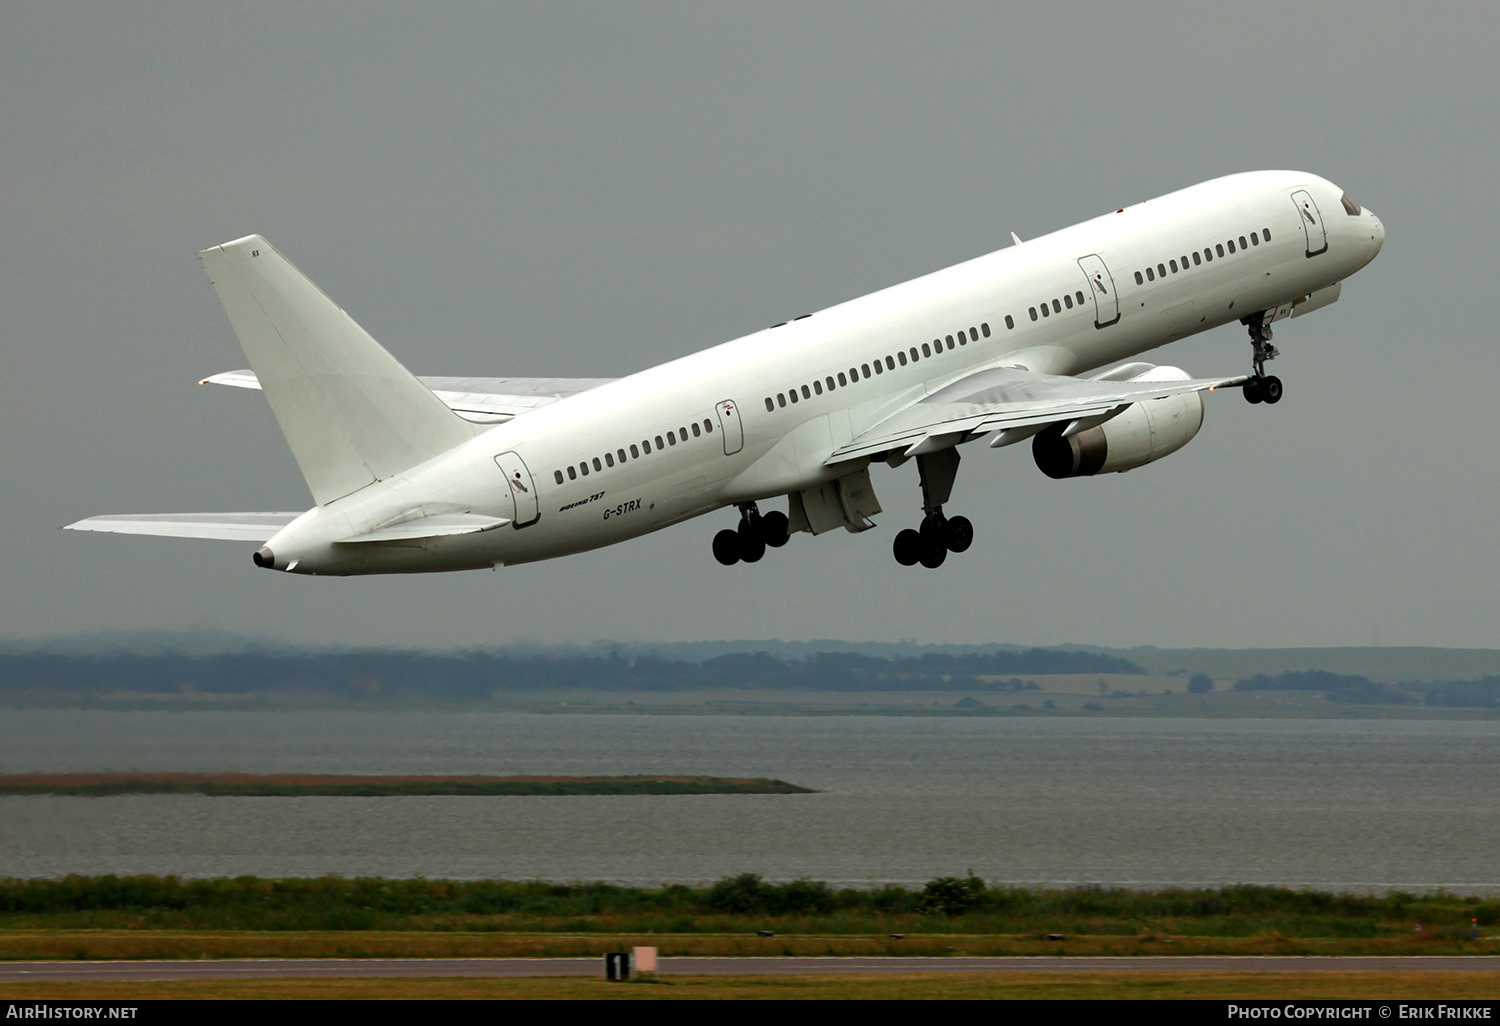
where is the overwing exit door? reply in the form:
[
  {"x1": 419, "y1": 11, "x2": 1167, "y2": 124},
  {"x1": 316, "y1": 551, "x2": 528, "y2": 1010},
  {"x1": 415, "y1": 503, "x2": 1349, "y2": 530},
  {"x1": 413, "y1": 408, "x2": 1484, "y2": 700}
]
[
  {"x1": 1077, "y1": 254, "x2": 1121, "y2": 328},
  {"x1": 494, "y1": 451, "x2": 540, "y2": 528}
]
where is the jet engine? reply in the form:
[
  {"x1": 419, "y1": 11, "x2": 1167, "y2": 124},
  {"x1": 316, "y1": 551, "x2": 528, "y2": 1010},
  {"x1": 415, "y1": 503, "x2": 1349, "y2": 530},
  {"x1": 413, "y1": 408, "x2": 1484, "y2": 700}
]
[{"x1": 1032, "y1": 366, "x2": 1204, "y2": 479}]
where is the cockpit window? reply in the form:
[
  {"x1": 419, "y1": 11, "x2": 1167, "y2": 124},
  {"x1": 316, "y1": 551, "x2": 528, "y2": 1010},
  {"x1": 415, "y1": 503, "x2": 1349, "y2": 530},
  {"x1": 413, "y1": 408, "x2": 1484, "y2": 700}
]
[{"x1": 1341, "y1": 192, "x2": 1362, "y2": 216}]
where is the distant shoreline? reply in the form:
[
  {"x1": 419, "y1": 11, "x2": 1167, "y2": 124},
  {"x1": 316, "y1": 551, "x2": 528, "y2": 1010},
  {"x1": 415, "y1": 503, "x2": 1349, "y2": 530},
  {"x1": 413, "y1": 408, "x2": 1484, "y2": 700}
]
[{"x1": 0, "y1": 773, "x2": 815, "y2": 797}]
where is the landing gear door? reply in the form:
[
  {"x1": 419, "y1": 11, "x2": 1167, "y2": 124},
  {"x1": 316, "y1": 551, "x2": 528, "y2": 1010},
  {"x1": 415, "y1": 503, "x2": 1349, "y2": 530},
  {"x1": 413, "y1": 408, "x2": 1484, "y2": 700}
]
[
  {"x1": 715, "y1": 400, "x2": 744, "y2": 456},
  {"x1": 1291, "y1": 190, "x2": 1328, "y2": 256},
  {"x1": 494, "y1": 451, "x2": 540, "y2": 528},
  {"x1": 1077, "y1": 254, "x2": 1121, "y2": 328}
]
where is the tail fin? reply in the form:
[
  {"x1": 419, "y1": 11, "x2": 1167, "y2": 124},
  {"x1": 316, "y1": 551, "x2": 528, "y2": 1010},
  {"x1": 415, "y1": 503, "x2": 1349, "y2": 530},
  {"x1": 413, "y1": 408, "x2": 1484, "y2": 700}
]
[{"x1": 199, "y1": 235, "x2": 477, "y2": 505}]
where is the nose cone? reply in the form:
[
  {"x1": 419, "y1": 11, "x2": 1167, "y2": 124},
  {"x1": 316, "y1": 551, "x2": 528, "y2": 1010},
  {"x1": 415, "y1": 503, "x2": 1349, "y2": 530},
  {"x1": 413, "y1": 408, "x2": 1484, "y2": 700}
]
[{"x1": 1366, "y1": 208, "x2": 1385, "y2": 259}]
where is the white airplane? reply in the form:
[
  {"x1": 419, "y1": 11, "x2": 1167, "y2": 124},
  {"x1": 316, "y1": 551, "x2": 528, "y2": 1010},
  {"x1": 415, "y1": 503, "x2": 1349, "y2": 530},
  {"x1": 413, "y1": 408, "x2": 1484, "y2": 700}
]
[{"x1": 69, "y1": 171, "x2": 1383, "y2": 574}]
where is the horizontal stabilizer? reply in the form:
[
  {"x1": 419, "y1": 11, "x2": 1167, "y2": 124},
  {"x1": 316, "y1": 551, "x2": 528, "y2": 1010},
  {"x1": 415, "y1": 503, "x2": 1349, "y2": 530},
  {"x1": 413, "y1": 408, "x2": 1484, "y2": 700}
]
[
  {"x1": 335, "y1": 513, "x2": 509, "y2": 543},
  {"x1": 65, "y1": 513, "x2": 303, "y2": 542},
  {"x1": 200, "y1": 369, "x2": 615, "y2": 425}
]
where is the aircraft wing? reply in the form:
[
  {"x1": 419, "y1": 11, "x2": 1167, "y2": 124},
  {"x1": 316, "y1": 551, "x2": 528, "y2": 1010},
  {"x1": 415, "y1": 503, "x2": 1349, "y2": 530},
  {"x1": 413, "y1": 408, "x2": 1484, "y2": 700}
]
[
  {"x1": 200, "y1": 370, "x2": 616, "y2": 424},
  {"x1": 64, "y1": 512, "x2": 304, "y2": 541},
  {"x1": 827, "y1": 365, "x2": 1249, "y2": 464}
]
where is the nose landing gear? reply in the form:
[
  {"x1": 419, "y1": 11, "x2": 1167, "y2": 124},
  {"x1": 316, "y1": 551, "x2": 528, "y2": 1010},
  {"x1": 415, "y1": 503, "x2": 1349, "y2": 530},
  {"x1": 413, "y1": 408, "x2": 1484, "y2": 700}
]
[
  {"x1": 1242, "y1": 311, "x2": 1283, "y2": 406},
  {"x1": 712, "y1": 502, "x2": 790, "y2": 566}
]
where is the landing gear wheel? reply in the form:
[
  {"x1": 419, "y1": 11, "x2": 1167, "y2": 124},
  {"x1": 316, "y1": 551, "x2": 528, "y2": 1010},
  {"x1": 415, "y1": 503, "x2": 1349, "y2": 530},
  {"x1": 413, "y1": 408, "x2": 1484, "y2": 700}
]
[
  {"x1": 1260, "y1": 375, "x2": 1283, "y2": 405},
  {"x1": 944, "y1": 515, "x2": 974, "y2": 553},
  {"x1": 893, "y1": 529, "x2": 922, "y2": 566},
  {"x1": 761, "y1": 510, "x2": 790, "y2": 548},
  {"x1": 1243, "y1": 379, "x2": 1264, "y2": 404},
  {"x1": 918, "y1": 535, "x2": 947, "y2": 569},
  {"x1": 712, "y1": 529, "x2": 740, "y2": 566},
  {"x1": 737, "y1": 519, "x2": 766, "y2": 563}
]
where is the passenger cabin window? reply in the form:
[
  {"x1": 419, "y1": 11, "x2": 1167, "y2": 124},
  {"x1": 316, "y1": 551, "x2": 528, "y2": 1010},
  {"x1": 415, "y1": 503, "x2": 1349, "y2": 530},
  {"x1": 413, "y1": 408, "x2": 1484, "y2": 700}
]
[
  {"x1": 590, "y1": 457, "x2": 600, "y2": 471},
  {"x1": 1263, "y1": 227, "x2": 1271, "y2": 240},
  {"x1": 764, "y1": 397, "x2": 774, "y2": 412},
  {"x1": 1145, "y1": 267, "x2": 1154, "y2": 281},
  {"x1": 666, "y1": 433, "x2": 675, "y2": 446},
  {"x1": 554, "y1": 470, "x2": 564, "y2": 484},
  {"x1": 691, "y1": 422, "x2": 701, "y2": 437},
  {"x1": 1169, "y1": 259, "x2": 1178, "y2": 273},
  {"x1": 704, "y1": 419, "x2": 713, "y2": 433},
  {"x1": 679, "y1": 427, "x2": 688, "y2": 441},
  {"x1": 1029, "y1": 307, "x2": 1038, "y2": 321},
  {"x1": 862, "y1": 363, "x2": 871, "y2": 376},
  {"x1": 838, "y1": 371, "x2": 847, "y2": 386},
  {"x1": 789, "y1": 389, "x2": 798, "y2": 403},
  {"x1": 1052, "y1": 299, "x2": 1061, "y2": 313},
  {"x1": 1192, "y1": 251, "x2": 1201, "y2": 266},
  {"x1": 618, "y1": 448, "x2": 627, "y2": 463},
  {"x1": 630, "y1": 444, "x2": 640, "y2": 458},
  {"x1": 921, "y1": 343, "x2": 931, "y2": 358},
  {"x1": 777, "y1": 393, "x2": 786, "y2": 408},
  {"x1": 655, "y1": 435, "x2": 665, "y2": 448},
  {"x1": 885, "y1": 355, "x2": 895, "y2": 369},
  {"x1": 580, "y1": 462, "x2": 589, "y2": 476},
  {"x1": 1135, "y1": 271, "x2": 1144, "y2": 284},
  {"x1": 604, "y1": 453, "x2": 614, "y2": 468},
  {"x1": 1003, "y1": 316, "x2": 1012, "y2": 330},
  {"x1": 1040, "y1": 303, "x2": 1050, "y2": 317},
  {"x1": 1063, "y1": 294, "x2": 1073, "y2": 308},
  {"x1": 1238, "y1": 236, "x2": 1247, "y2": 250},
  {"x1": 874, "y1": 360, "x2": 884, "y2": 374},
  {"x1": 1249, "y1": 232, "x2": 1259, "y2": 245},
  {"x1": 801, "y1": 385, "x2": 810, "y2": 399},
  {"x1": 1215, "y1": 244, "x2": 1224, "y2": 257},
  {"x1": 813, "y1": 380, "x2": 823, "y2": 395},
  {"x1": 1227, "y1": 240, "x2": 1235, "y2": 253},
  {"x1": 567, "y1": 465, "x2": 577, "y2": 480},
  {"x1": 897, "y1": 351, "x2": 908, "y2": 365},
  {"x1": 1157, "y1": 263, "x2": 1166, "y2": 277},
  {"x1": 909, "y1": 346, "x2": 919, "y2": 362},
  {"x1": 1180, "y1": 255, "x2": 1188, "y2": 267}
]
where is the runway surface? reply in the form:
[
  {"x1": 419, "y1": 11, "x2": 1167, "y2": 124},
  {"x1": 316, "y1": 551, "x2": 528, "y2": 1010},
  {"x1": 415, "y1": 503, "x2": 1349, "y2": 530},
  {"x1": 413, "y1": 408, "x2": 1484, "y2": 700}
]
[{"x1": 4, "y1": 956, "x2": 1500, "y2": 982}]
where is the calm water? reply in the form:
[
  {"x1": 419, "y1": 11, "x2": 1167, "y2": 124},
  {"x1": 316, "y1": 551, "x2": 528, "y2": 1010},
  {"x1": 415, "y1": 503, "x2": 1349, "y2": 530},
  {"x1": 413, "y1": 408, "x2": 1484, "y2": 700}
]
[{"x1": 0, "y1": 710, "x2": 1496, "y2": 891}]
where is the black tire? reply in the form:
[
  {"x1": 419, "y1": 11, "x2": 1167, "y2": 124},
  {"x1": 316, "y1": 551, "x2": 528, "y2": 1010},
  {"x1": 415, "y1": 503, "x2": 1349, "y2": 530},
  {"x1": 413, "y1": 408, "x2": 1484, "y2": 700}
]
[
  {"x1": 712, "y1": 529, "x2": 740, "y2": 566},
  {"x1": 919, "y1": 536, "x2": 947, "y2": 569},
  {"x1": 893, "y1": 529, "x2": 922, "y2": 566},
  {"x1": 1261, "y1": 375, "x2": 1283, "y2": 405},
  {"x1": 761, "y1": 510, "x2": 790, "y2": 547},
  {"x1": 920, "y1": 513, "x2": 946, "y2": 545},
  {"x1": 1243, "y1": 379, "x2": 1263, "y2": 404},
  {"x1": 945, "y1": 515, "x2": 974, "y2": 553},
  {"x1": 737, "y1": 519, "x2": 766, "y2": 563}
]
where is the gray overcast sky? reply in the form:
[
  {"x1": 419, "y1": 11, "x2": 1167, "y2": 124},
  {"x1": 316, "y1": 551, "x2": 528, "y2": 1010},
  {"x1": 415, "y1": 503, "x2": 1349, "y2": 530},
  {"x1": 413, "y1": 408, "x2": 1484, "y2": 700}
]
[{"x1": 3, "y1": 3, "x2": 1497, "y2": 651}]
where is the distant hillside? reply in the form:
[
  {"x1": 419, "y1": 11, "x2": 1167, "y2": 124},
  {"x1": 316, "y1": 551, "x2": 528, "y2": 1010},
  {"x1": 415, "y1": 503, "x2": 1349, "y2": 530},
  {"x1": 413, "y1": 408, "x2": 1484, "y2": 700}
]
[{"x1": 1118, "y1": 647, "x2": 1500, "y2": 684}]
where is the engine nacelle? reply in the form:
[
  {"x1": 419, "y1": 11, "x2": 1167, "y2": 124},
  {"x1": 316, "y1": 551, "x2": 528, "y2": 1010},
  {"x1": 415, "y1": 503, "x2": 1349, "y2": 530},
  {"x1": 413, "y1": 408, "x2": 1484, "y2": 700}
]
[{"x1": 1032, "y1": 366, "x2": 1205, "y2": 479}]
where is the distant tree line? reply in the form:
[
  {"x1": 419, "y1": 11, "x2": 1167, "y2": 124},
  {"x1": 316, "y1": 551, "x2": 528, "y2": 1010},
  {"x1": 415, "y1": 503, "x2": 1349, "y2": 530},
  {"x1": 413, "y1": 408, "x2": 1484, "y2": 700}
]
[
  {"x1": 1234, "y1": 670, "x2": 1499, "y2": 709},
  {"x1": 0, "y1": 648, "x2": 1143, "y2": 699}
]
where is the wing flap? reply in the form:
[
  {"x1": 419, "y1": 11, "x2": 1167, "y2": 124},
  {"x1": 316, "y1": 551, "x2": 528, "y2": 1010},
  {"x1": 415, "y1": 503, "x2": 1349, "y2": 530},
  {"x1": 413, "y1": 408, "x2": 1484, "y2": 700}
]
[
  {"x1": 828, "y1": 366, "x2": 1247, "y2": 464},
  {"x1": 65, "y1": 513, "x2": 303, "y2": 541}
]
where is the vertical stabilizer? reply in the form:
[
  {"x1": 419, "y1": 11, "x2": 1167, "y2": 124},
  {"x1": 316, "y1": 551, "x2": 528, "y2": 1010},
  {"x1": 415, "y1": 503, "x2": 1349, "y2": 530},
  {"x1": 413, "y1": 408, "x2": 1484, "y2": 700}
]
[{"x1": 199, "y1": 235, "x2": 477, "y2": 505}]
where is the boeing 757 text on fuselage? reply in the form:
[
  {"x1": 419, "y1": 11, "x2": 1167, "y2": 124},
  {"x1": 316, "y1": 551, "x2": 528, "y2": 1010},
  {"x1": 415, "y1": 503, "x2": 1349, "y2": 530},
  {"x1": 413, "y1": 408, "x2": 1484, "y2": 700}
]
[{"x1": 69, "y1": 172, "x2": 1384, "y2": 573}]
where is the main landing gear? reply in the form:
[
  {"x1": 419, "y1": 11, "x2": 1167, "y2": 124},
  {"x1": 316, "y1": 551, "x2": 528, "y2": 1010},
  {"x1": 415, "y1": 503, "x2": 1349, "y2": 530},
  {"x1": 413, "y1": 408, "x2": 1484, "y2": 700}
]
[
  {"x1": 1241, "y1": 311, "x2": 1283, "y2": 405},
  {"x1": 892, "y1": 449, "x2": 973, "y2": 569},
  {"x1": 712, "y1": 502, "x2": 790, "y2": 566}
]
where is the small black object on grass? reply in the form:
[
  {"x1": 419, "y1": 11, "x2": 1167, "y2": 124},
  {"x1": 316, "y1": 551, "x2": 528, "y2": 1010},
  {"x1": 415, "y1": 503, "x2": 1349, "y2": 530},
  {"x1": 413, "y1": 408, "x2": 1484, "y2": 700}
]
[
  {"x1": 1046, "y1": 933, "x2": 1066, "y2": 941},
  {"x1": 757, "y1": 930, "x2": 775, "y2": 937},
  {"x1": 889, "y1": 933, "x2": 906, "y2": 940}
]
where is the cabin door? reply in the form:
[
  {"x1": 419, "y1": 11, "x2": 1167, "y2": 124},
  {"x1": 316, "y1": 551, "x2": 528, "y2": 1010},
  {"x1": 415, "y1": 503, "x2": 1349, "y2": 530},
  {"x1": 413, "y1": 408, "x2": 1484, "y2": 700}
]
[
  {"x1": 1291, "y1": 190, "x2": 1328, "y2": 256},
  {"x1": 715, "y1": 400, "x2": 744, "y2": 456},
  {"x1": 494, "y1": 451, "x2": 540, "y2": 528},
  {"x1": 1077, "y1": 254, "x2": 1121, "y2": 328}
]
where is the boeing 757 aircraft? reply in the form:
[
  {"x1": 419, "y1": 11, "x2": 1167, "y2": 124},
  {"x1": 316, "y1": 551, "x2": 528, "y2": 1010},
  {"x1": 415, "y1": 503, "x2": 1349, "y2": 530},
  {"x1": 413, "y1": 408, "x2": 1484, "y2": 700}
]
[{"x1": 69, "y1": 171, "x2": 1383, "y2": 573}]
